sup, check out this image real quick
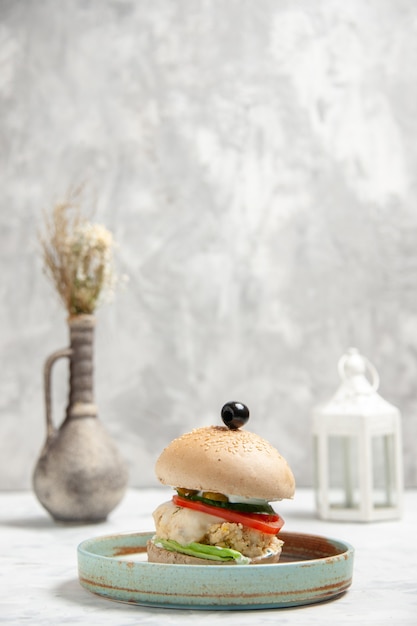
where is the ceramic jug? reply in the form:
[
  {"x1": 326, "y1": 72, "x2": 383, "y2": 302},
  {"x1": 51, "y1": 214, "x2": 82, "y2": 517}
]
[{"x1": 33, "y1": 314, "x2": 129, "y2": 522}]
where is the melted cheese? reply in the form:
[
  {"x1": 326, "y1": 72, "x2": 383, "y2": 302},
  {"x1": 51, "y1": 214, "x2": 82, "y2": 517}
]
[{"x1": 152, "y1": 500, "x2": 224, "y2": 545}]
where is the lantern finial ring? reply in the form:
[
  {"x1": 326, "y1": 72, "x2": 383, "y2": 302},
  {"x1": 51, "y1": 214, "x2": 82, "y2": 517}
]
[{"x1": 338, "y1": 347, "x2": 380, "y2": 391}]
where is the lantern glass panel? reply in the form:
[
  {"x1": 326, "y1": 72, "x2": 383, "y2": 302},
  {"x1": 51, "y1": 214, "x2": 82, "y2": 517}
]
[
  {"x1": 328, "y1": 435, "x2": 360, "y2": 510},
  {"x1": 372, "y1": 434, "x2": 398, "y2": 508}
]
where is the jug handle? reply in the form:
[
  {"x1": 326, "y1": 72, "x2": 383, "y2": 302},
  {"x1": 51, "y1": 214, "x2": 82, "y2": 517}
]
[{"x1": 44, "y1": 348, "x2": 73, "y2": 438}]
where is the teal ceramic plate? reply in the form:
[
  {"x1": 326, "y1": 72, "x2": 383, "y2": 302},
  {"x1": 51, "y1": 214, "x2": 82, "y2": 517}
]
[{"x1": 77, "y1": 531, "x2": 354, "y2": 610}]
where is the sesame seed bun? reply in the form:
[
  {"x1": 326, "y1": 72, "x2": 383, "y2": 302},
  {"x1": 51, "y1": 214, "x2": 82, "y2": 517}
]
[{"x1": 155, "y1": 426, "x2": 295, "y2": 501}]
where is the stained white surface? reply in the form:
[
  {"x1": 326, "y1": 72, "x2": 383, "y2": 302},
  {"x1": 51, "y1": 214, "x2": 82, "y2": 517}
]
[
  {"x1": 1, "y1": 488, "x2": 416, "y2": 624},
  {"x1": 1, "y1": 1, "x2": 417, "y2": 490}
]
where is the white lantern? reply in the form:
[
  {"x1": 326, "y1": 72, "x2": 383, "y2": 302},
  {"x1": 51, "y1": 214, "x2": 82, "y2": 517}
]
[{"x1": 312, "y1": 347, "x2": 404, "y2": 522}]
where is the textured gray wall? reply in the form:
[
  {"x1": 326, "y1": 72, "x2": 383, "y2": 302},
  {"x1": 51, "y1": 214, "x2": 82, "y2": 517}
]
[{"x1": 1, "y1": 0, "x2": 417, "y2": 491}]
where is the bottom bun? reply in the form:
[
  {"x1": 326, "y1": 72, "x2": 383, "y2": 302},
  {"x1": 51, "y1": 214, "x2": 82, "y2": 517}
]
[{"x1": 146, "y1": 540, "x2": 282, "y2": 565}]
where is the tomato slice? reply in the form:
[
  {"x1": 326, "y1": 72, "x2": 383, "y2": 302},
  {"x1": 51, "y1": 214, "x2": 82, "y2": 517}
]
[{"x1": 172, "y1": 495, "x2": 284, "y2": 535}]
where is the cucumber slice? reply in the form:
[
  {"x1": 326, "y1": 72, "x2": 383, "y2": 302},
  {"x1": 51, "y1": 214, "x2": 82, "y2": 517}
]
[{"x1": 181, "y1": 492, "x2": 275, "y2": 515}]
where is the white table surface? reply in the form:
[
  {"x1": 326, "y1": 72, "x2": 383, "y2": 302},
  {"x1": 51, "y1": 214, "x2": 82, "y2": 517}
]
[{"x1": 1, "y1": 487, "x2": 416, "y2": 625}]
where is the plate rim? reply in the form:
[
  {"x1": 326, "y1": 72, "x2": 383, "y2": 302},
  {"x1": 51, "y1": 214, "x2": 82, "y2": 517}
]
[
  {"x1": 78, "y1": 529, "x2": 354, "y2": 568},
  {"x1": 77, "y1": 530, "x2": 354, "y2": 610}
]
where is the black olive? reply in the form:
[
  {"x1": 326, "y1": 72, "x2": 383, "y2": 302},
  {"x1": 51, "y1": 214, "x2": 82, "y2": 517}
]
[{"x1": 221, "y1": 402, "x2": 250, "y2": 430}]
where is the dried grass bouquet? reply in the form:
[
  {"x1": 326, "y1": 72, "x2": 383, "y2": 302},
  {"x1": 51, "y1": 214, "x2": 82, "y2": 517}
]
[{"x1": 40, "y1": 190, "x2": 117, "y2": 316}]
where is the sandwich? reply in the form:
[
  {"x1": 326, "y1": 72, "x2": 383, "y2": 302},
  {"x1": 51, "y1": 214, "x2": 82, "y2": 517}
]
[{"x1": 147, "y1": 402, "x2": 295, "y2": 565}]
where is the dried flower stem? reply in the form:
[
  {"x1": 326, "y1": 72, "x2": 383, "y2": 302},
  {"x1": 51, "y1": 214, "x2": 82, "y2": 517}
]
[{"x1": 40, "y1": 190, "x2": 116, "y2": 315}]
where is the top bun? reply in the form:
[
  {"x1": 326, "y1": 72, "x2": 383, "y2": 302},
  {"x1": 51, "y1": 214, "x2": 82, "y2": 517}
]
[{"x1": 155, "y1": 426, "x2": 295, "y2": 501}]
